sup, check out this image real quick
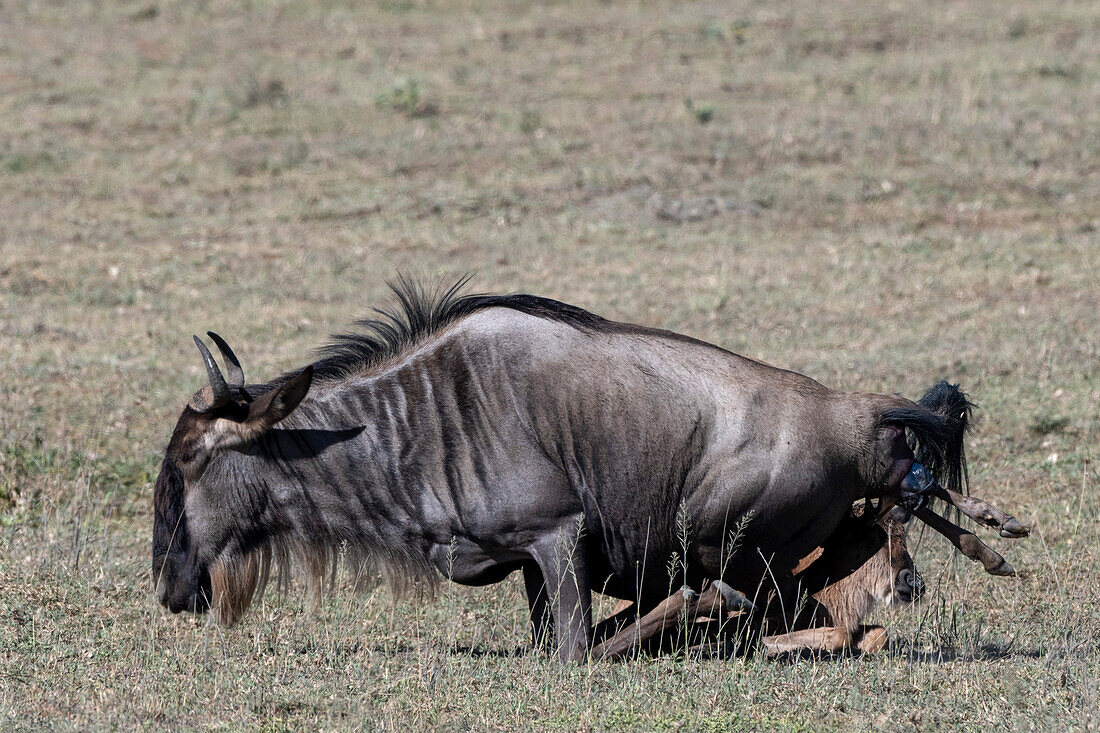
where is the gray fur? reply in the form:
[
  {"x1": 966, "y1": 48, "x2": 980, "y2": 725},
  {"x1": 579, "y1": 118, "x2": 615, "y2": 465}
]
[{"x1": 153, "y1": 283, "x2": 962, "y2": 662}]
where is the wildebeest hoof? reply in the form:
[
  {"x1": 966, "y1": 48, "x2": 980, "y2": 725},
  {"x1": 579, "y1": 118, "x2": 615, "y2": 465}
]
[
  {"x1": 999, "y1": 518, "x2": 1031, "y2": 538},
  {"x1": 712, "y1": 579, "x2": 754, "y2": 611}
]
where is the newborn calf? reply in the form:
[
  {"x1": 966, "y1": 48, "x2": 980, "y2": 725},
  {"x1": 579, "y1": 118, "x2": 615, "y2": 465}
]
[
  {"x1": 591, "y1": 505, "x2": 922, "y2": 659},
  {"x1": 761, "y1": 507, "x2": 923, "y2": 656}
]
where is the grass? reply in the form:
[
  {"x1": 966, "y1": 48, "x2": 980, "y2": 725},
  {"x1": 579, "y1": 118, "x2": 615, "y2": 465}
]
[{"x1": 1, "y1": 0, "x2": 1097, "y2": 729}]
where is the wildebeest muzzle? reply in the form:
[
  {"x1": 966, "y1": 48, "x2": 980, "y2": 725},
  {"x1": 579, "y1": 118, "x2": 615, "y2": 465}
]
[
  {"x1": 893, "y1": 566, "x2": 924, "y2": 604},
  {"x1": 154, "y1": 554, "x2": 212, "y2": 614}
]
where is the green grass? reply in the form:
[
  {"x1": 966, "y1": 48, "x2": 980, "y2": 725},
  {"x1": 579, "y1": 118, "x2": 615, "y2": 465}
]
[{"x1": 1, "y1": 0, "x2": 1097, "y2": 729}]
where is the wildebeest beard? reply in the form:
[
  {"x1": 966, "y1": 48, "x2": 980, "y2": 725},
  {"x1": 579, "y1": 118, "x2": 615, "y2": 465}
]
[{"x1": 151, "y1": 277, "x2": 1024, "y2": 662}]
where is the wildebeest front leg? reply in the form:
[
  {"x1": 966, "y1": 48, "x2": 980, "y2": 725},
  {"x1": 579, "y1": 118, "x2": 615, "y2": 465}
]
[
  {"x1": 522, "y1": 562, "x2": 553, "y2": 651},
  {"x1": 592, "y1": 587, "x2": 700, "y2": 660},
  {"x1": 529, "y1": 526, "x2": 592, "y2": 663}
]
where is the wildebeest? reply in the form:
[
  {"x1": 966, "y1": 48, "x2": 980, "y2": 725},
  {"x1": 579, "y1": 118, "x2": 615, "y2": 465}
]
[
  {"x1": 153, "y1": 279, "x2": 1025, "y2": 662},
  {"x1": 788, "y1": 505, "x2": 922, "y2": 629},
  {"x1": 760, "y1": 506, "x2": 923, "y2": 656},
  {"x1": 589, "y1": 505, "x2": 924, "y2": 659}
]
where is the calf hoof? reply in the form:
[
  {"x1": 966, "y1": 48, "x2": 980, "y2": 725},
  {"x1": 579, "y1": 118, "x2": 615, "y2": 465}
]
[{"x1": 855, "y1": 625, "x2": 888, "y2": 654}]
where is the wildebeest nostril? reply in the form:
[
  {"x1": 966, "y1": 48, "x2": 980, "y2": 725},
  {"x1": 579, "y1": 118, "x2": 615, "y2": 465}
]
[
  {"x1": 895, "y1": 568, "x2": 924, "y2": 603},
  {"x1": 911, "y1": 570, "x2": 925, "y2": 601}
]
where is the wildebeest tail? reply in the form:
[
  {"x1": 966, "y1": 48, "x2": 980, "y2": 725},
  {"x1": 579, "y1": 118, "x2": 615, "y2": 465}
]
[{"x1": 880, "y1": 381, "x2": 974, "y2": 494}]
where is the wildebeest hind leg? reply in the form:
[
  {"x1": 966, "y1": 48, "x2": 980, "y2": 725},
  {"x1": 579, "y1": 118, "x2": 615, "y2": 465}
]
[
  {"x1": 522, "y1": 562, "x2": 553, "y2": 651},
  {"x1": 761, "y1": 627, "x2": 853, "y2": 657},
  {"x1": 529, "y1": 525, "x2": 592, "y2": 664}
]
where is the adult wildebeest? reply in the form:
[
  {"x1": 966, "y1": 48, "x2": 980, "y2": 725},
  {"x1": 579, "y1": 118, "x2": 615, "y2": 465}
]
[{"x1": 153, "y1": 279, "x2": 1023, "y2": 662}]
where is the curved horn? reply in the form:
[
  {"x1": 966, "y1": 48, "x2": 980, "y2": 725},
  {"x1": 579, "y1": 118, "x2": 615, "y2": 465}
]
[
  {"x1": 189, "y1": 335, "x2": 232, "y2": 412},
  {"x1": 207, "y1": 331, "x2": 245, "y2": 387}
]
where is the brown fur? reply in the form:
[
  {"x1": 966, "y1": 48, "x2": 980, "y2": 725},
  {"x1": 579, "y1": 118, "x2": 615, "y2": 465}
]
[
  {"x1": 592, "y1": 509, "x2": 919, "y2": 658},
  {"x1": 809, "y1": 512, "x2": 913, "y2": 632},
  {"x1": 754, "y1": 510, "x2": 920, "y2": 656},
  {"x1": 210, "y1": 551, "x2": 263, "y2": 626}
]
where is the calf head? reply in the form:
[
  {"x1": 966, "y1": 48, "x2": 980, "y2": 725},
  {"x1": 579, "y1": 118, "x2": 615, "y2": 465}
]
[
  {"x1": 861, "y1": 512, "x2": 924, "y2": 608},
  {"x1": 803, "y1": 508, "x2": 923, "y2": 631}
]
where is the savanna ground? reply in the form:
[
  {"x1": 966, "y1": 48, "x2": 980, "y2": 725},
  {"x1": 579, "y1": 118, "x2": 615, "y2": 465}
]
[{"x1": 1, "y1": 0, "x2": 1097, "y2": 729}]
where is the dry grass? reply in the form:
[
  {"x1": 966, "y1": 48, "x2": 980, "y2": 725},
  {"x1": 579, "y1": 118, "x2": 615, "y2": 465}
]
[{"x1": 1, "y1": 0, "x2": 1097, "y2": 729}]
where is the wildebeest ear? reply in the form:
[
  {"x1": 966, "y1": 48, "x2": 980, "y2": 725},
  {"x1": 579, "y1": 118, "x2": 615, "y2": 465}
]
[
  {"x1": 211, "y1": 366, "x2": 314, "y2": 449},
  {"x1": 245, "y1": 365, "x2": 314, "y2": 429}
]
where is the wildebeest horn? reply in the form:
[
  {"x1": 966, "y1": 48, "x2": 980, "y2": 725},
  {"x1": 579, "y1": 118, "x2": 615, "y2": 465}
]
[
  {"x1": 206, "y1": 331, "x2": 245, "y2": 387},
  {"x1": 189, "y1": 335, "x2": 232, "y2": 412}
]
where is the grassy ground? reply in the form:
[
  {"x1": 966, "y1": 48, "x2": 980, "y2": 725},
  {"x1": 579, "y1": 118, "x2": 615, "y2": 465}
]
[{"x1": 1, "y1": 0, "x2": 1097, "y2": 729}]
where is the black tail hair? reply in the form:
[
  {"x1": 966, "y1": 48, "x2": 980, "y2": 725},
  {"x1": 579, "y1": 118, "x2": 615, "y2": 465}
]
[{"x1": 880, "y1": 381, "x2": 974, "y2": 495}]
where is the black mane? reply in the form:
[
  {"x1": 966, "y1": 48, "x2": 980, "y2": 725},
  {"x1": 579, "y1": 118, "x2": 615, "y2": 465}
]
[{"x1": 308, "y1": 275, "x2": 614, "y2": 383}]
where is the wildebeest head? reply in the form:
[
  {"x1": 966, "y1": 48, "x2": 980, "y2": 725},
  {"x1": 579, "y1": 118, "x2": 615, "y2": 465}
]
[
  {"x1": 805, "y1": 507, "x2": 924, "y2": 632},
  {"x1": 865, "y1": 512, "x2": 924, "y2": 608},
  {"x1": 152, "y1": 333, "x2": 313, "y2": 623}
]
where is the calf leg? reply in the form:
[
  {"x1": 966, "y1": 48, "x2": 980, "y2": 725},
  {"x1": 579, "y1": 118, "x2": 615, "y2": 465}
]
[
  {"x1": 854, "y1": 625, "x2": 888, "y2": 653},
  {"x1": 592, "y1": 600, "x2": 641, "y2": 646},
  {"x1": 762, "y1": 627, "x2": 853, "y2": 657},
  {"x1": 593, "y1": 587, "x2": 699, "y2": 660},
  {"x1": 761, "y1": 625, "x2": 890, "y2": 657},
  {"x1": 913, "y1": 505, "x2": 1015, "y2": 576},
  {"x1": 696, "y1": 580, "x2": 754, "y2": 619},
  {"x1": 593, "y1": 581, "x2": 756, "y2": 660},
  {"x1": 529, "y1": 524, "x2": 592, "y2": 663}
]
